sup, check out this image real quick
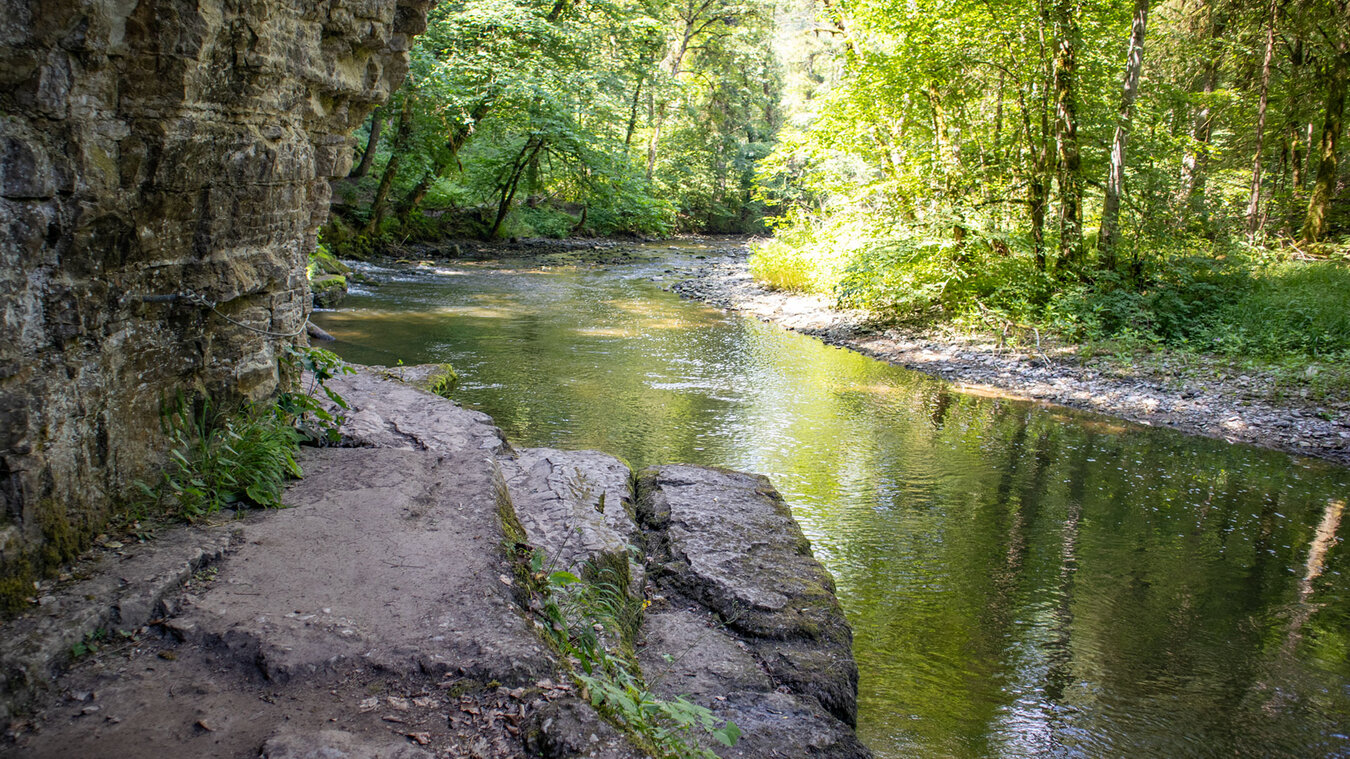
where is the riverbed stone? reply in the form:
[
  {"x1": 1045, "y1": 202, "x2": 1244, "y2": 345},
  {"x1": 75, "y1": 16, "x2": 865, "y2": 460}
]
[
  {"x1": 636, "y1": 464, "x2": 859, "y2": 728},
  {"x1": 503, "y1": 448, "x2": 643, "y2": 593},
  {"x1": 324, "y1": 368, "x2": 509, "y2": 455}
]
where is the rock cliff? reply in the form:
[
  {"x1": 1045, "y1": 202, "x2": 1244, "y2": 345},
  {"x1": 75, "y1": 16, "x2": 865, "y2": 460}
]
[{"x1": 0, "y1": 0, "x2": 431, "y2": 595}]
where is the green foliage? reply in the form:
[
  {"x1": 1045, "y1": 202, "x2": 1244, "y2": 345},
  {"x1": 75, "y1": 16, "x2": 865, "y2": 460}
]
[
  {"x1": 749, "y1": 0, "x2": 1350, "y2": 368},
  {"x1": 139, "y1": 348, "x2": 355, "y2": 523},
  {"x1": 145, "y1": 395, "x2": 302, "y2": 522},
  {"x1": 507, "y1": 528, "x2": 739, "y2": 758},
  {"x1": 277, "y1": 345, "x2": 356, "y2": 444},
  {"x1": 333, "y1": 0, "x2": 780, "y2": 243},
  {"x1": 1212, "y1": 262, "x2": 1350, "y2": 358}
]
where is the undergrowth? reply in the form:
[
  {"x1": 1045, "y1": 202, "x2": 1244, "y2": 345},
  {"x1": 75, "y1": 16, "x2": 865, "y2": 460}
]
[
  {"x1": 750, "y1": 223, "x2": 1350, "y2": 373},
  {"x1": 497, "y1": 472, "x2": 739, "y2": 758},
  {"x1": 138, "y1": 347, "x2": 354, "y2": 522}
]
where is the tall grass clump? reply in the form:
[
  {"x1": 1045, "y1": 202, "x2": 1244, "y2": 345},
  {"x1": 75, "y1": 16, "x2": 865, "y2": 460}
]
[
  {"x1": 748, "y1": 214, "x2": 860, "y2": 294},
  {"x1": 1211, "y1": 261, "x2": 1350, "y2": 358}
]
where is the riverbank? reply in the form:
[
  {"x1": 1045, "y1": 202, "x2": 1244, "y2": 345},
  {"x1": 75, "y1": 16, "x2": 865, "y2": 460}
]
[
  {"x1": 671, "y1": 246, "x2": 1350, "y2": 468},
  {"x1": 1, "y1": 367, "x2": 868, "y2": 759}
]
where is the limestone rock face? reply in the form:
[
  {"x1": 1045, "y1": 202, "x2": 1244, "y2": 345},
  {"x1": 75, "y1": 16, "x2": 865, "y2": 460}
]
[
  {"x1": 637, "y1": 465, "x2": 862, "y2": 731},
  {"x1": 0, "y1": 0, "x2": 431, "y2": 584}
]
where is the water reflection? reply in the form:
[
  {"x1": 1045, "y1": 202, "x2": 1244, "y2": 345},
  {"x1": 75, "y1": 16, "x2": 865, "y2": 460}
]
[{"x1": 314, "y1": 252, "x2": 1350, "y2": 759}]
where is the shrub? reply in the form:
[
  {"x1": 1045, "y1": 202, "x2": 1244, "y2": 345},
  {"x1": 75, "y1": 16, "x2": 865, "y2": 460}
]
[{"x1": 146, "y1": 396, "x2": 302, "y2": 522}]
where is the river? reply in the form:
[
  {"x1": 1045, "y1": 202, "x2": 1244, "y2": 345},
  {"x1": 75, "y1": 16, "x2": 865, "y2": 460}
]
[{"x1": 312, "y1": 242, "x2": 1350, "y2": 759}]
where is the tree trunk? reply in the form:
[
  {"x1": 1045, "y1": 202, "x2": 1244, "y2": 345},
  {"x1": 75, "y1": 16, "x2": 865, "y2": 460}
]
[
  {"x1": 1099, "y1": 0, "x2": 1151, "y2": 269},
  {"x1": 1052, "y1": 0, "x2": 1083, "y2": 275},
  {"x1": 646, "y1": 5, "x2": 701, "y2": 180},
  {"x1": 1245, "y1": 0, "x2": 1279, "y2": 235},
  {"x1": 489, "y1": 138, "x2": 547, "y2": 239},
  {"x1": 1176, "y1": 4, "x2": 1225, "y2": 227},
  {"x1": 1018, "y1": 65, "x2": 1053, "y2": 271},
  {"x1": 624, "y1": 74, "x2": 645, "y2": 153},
  {"x1": 1301, "y1": 51, "x2": 1348, "y2": 243},
  {"x1": 348, "y1": 106, "x2": 386, "y2": 180},
  {"x1": 1291, "y1": 120, "x2": 1306, "y2": 192},
  {"x1": 365, "y1": 91, "x2": 416, "y2": 236}
]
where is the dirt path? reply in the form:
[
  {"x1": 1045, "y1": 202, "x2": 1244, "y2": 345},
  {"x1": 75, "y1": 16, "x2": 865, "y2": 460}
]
[
  {"x1": 1, "y1": 368, "x2": 869, "y2": 759},
  {"x1": 671, "y1": 249, "x2": 1350, "y2": 469}
]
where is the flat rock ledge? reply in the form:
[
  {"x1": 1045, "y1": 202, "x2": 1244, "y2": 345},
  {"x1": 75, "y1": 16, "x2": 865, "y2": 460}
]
[{"x1": 1, "y1": 367, "x2": 870, "y2": 759}]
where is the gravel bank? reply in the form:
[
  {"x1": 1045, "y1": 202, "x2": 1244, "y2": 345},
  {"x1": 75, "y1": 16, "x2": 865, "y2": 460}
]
[{"x1": 671, "y1": 247, "x2": 1350, "y2": 469}]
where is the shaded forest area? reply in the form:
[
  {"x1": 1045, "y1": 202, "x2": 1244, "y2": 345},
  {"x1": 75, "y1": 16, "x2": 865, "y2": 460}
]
[
  {"x1": 324, "y1": 0, "x2": 1349, "y2": 382},
  {"x1": 325, "y1": 0, "x2": 783, "y2": 245},
  {"x1": 751, "y1": 0, "x2": 1350, "y2": 379}
]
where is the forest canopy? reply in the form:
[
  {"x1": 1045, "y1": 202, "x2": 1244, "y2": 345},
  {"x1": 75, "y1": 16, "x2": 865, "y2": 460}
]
[
  {"x1": 328, "y1": 0, "x2": 784, "y2": 243},
  {"x1": 326, "y1": 0, "x2": 1349, "y2": 368}
]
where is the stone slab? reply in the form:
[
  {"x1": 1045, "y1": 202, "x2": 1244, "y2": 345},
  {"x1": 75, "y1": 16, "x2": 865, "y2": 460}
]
[
  {"x1": 504, "y1": 448, "x2": 643, "y2": 592},
  {"x1": 323, "y1": 368, "x2": 509, "y2": 455},
  {"x1": 637, "y1": 465, "x2": 860, "y2": 728},
  {"x1": 170, "y1": 447, "x2": 550, "y2": 684}
]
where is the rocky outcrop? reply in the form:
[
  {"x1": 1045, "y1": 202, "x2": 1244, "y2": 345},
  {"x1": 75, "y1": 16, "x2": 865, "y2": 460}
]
[
  {"x1": 636, "y1": 466, "x2": 868, "y2": 757},
  {"x1": 1, "y1": 368, "x2": 871, "y2": 757},
  {"x1": 0, "y1": 0, "x2": 432, "y2": 593}
]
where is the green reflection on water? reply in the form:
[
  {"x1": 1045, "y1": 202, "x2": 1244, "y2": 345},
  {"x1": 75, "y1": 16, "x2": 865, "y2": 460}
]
[{"x1": 314, "y1": 256, "x2": 1350, "y2": 759}]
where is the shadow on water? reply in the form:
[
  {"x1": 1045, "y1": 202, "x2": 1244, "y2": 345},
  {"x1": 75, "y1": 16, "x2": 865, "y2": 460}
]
[{"x1": 314, "y1": 250, "x2": 1350, "y2": 759}]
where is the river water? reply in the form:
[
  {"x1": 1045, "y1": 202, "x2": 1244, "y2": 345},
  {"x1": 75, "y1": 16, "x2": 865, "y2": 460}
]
[{"x1": 312, "y1": 243, "x2": 1350, "y2": 758}]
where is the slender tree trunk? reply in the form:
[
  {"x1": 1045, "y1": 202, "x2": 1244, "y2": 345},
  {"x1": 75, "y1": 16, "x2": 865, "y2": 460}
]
[
  {"x1": 1052, "y1": 0, "x2": 1083, "y2": 275},
  {"x1": 1301, "y1": 51, "x2": 1348, "y2": 243},
  {"x1": 926, "y1": 81, "x2": 956, "y2": 193},
  {"x1": 624, "y1": 74, "x2": 645, "y2": 153},
  {"x1": 489, "y1": 138, "x2": 547, "y2": 239},
  {"x1": 365, "y1": 91, "x2": 416, "y2": 236},
  {"x1": 1099, "y1": 0, "x2": 1151, "y2": 269},
  {"x1": 646, "y1": 6, "x2": 700, "y2": 180},
  {"x1": 1177, "y1": 4, "x2": 1225, "y2": 226},
  {"x1": 1291, "y1": 120, "x2": 1306, "y2": 191},
  {"x1": 1245, "y1": 0, "x2": 1279, "y2": 235},
  {"x1": 395, "y1": 167, "x2": 439, "y2": 226},
  {"x1": 348, "y1": 107, "x2": 386, "y2": 180}
]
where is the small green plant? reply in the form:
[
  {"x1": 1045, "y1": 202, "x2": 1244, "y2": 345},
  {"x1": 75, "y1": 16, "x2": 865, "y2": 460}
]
[
  {"x1": 71, "y1": 628, "x2": 110, "y2": 659},
  {"x1": 137, "y1": 347, "x2": 354, "y2": 523},
  {"x1": 142, "y1": 395, "x2": 302, "y2": 522},
  {"x1": 515, "y1": 541, "x2": 739, "y2": 758},
  {"x1": 278, "y1": 345, "x2": 355, "y2": 444}
]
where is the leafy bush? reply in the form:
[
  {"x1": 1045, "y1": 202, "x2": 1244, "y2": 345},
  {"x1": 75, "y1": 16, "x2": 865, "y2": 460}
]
[
  {"x1": 500, "y1": 204, "x2": 578, "y2": 239},
  {"x1": 140, "y1": 348, "x2": 355, "y2": 522},
  {"x1": 146, "y1": 396, "x2": 302, "y2": 522}
]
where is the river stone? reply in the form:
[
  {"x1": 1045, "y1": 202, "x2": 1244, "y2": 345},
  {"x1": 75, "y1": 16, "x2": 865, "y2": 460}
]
[
  {"x1": 636, "y1": 465, "x2": 859, "y2": 727},
  {"x1": 523, "y1": 697, "x2": 647, "y2": 759},
  {"x1": 169, "y1": 447, "x2": 550, "y2": 684},
  {"x1": 323, "y1": 368, "x2": 508, "y2": 455},
  {"x1": 503, "y1": 448, "x2": 642, "y2": 593},
  {"x1": 637, "y1": 607, "x2": 869, "y2": 758}
]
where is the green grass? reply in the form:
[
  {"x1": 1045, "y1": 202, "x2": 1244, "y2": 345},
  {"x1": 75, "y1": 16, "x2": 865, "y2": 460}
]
[
  {"x1": 751, "y1": 222, "x2": 1350, "y2": 384},
  {"x1": 1213, "y1": 261, "x2": 1350, "y2": 358}
]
